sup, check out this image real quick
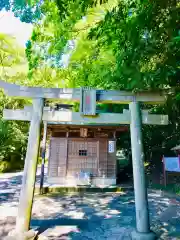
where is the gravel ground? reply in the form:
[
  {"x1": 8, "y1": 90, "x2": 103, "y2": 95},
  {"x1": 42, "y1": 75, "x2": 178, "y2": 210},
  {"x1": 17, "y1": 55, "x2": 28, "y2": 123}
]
[{"x1": 0, "y1": 170, "x2": 180, "y2": 240}]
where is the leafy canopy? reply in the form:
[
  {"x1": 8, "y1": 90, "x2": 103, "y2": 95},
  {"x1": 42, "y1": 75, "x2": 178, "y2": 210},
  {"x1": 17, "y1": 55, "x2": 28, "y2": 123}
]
[
  {"x1": 0, "y1": 0, "x2": 180, "y2": 172},
  {"x1": 26, "y1": 0, "x2": 180, "y2": 92},
  {"x1": 0, "y1": 34, "x2": 29, "y2": 172},
  {"x1": 26, "y1": 0, "x2": 180, "y2": 159}
]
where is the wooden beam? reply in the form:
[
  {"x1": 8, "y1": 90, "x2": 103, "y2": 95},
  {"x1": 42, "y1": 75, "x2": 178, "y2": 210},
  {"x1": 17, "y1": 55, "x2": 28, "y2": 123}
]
[
  {"x1": 0, "y1": 80, "x2": 166, "y2": 103},
  {"x1": 48, "y1": 125, "x2": 128, "y2": 131},
  {"x1": 40, "y1": 121, "x2": 47, "y2": 194},
  {"x1": 3, "y1": 109, "x2": 169, "y2": 125}
]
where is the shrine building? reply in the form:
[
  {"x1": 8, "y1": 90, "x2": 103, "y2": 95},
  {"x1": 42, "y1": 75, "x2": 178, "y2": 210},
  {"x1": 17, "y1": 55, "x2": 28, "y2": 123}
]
[{"x1": 44, "y1": 104, "x2": 128, "y2": 186}]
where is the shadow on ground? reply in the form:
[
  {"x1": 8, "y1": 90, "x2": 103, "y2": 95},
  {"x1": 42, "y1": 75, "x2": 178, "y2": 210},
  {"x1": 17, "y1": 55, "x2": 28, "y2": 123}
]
[
  {"x1": 0, "y1": 171, "x2": 180, "y2": 240},
  {"x1": 30, "y1": 191, "x2": 180, "y2": 240},
  {"x1": 0, "y1": 169, "x2": 44, "y2": 204},
  {"x1": 31, "y1": 192, "x2": 136, "y2": 239},
  {"x1": 0, "y1": 171, "x2": 43, "y2": 239}
]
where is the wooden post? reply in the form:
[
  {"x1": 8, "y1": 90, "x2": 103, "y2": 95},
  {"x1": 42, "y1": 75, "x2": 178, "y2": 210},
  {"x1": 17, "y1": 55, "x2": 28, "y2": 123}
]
[
  {"x1": 66, "y1": 131, "x2": 69, "y2": 177},
  {"x1": 40, "y1": 121, "x2": 48, "y2": 194},
  {"x1": 130, "y1": 101, "x2": 156, "y2": 240},
  {"x1": 16, "y1": 98, "x2": 44, "y2": 233},
  {"x1": 162, "y1": 155, "x2": 167, "y2": 187}
]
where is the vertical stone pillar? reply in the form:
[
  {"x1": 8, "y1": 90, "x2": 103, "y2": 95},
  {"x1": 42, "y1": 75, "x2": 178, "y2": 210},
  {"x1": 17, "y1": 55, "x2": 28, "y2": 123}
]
[
  {"x1": 129, "y1": 101, "x2": 156, "y2": 240},
  {"x1": 16, "y1": 98, "x2": 44, "y2": 233},
  {"x1": 40, "y1": 121, "x2": 48, "y2": 194}
]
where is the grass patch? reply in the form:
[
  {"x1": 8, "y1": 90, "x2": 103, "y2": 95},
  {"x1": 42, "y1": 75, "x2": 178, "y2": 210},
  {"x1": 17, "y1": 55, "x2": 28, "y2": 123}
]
[{"x1": 150, "y1": 183, "x2": 180, "y2": 195}]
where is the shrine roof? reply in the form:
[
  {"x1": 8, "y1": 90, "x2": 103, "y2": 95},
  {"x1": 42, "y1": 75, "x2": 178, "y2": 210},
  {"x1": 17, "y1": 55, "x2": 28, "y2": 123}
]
[{"x1": 47, "y1": 122, "x2": 128, "y2": 131}]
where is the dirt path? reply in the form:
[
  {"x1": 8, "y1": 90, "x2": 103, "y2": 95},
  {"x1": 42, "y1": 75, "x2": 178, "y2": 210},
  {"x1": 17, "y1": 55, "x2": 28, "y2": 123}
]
[{"x1": 0, "y1": 171, "x2": 180, "y2": 239}]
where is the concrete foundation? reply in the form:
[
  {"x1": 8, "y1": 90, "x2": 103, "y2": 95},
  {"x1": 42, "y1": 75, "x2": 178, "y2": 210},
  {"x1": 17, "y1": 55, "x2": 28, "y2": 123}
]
[
  {"x1": 6, "y1": 229, "x2": 38, "y2": 240},
  {"x1": 131, "y1": 230, "x2": 157, "y2": 240},
  {"x1": 47, "y1": 177, "x2": 116, "y2": 187}
]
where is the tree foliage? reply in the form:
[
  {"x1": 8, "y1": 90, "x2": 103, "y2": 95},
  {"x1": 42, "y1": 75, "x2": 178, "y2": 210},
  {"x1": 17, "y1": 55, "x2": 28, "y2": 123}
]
[
  {"x1": 26, "y1": 0, "x2": 180, "y2": 162},
  {"x1": 0, "y1": 0, "x2": 41, "y2": 23},
  {"x1": 0, "y1": 0, "x2": 180, "y2": 176},
  {"x1": 0, "y1": 34, "x2": 29, "y2": 172},
  {"x1": 0, "y1": 33, "x2": 28, "y2": 81},
  {"x1": 27, "y1": 0, "x2": 180, "y2": 90},
  {"x1": 88, "y1": 0, "x2": 180, "y2": 91}
]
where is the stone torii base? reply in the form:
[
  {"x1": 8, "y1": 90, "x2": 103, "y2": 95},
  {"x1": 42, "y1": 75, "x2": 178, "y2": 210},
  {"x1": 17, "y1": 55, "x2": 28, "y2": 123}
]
[
  {"x1": 131, "y1": 231, "x2": 157, "y2": 240},
  {"x1": 5, "y1": 229, "x2": 38, "y2": 240}
]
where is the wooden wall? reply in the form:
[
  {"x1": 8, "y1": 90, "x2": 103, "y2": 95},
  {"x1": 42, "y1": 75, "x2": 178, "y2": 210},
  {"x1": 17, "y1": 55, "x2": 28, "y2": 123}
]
[{"x1": 48, "y1": 137, "x2": 116, "y2": 180}]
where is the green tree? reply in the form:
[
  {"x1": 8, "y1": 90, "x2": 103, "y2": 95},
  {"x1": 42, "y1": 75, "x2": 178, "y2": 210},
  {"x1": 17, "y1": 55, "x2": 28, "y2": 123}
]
[
  {"x1": 0, "y1": 33, "x2": 28, "y2": 82},
  {"x1": 1, "y1": 0, "x2": 180, "y2": 176},
  {"x1": 0, "y1": 34, "x2": 29, "y2": 172},
  {"x1": 0, "y1": 0, "x2": 41, "y2": 23},
  {"x1": 26, "y1": 0, "x2": 180, "y2": 180},
  {"x1": 27, "y1": 0, "x2": 180, "y2": 90}
]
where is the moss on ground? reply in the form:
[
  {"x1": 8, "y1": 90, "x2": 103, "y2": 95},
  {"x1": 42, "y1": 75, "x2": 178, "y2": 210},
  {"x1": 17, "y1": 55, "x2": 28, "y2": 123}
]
[
  {"x1": 150, "y1": 183, "x2": 180, "y2": 195},
  {"x1": 35, "y1": 186, "x2": 125, "y2": 197}
]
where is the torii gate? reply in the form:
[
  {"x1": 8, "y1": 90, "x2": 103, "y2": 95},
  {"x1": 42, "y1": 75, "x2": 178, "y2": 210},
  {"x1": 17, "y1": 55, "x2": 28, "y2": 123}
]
[{"x1": 0, "y1": 80, "x2": 168, "y2": 240}]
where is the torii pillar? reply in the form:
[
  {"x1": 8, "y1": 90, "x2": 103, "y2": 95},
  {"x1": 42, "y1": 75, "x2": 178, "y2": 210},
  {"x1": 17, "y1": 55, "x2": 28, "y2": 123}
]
[
  {"x1": 16, "y1": 98, "x2": 44, "y2": 236},
  {"x1": 130, "y1": 101, "x2": 156, "y2": 240}
]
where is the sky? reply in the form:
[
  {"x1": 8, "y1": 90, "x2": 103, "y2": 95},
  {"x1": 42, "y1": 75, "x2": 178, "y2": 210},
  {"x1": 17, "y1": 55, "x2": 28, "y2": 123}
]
[
  {"x1": 0, "y1": 10, "x2": 33, "y2": 47},
  {"x1": 0, "y1": 9, "x2": 71, "y2": 68}
]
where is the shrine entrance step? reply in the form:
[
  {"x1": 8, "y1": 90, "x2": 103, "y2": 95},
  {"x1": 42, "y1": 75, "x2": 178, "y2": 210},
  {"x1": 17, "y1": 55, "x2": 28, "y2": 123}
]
[{"x1": 35, "y1": 185, "x2": 134, "y2": 195}]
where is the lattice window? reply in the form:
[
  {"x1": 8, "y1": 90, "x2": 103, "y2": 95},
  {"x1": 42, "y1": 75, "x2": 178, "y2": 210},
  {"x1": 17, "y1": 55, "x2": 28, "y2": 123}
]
[{"x1": 79, "y1": 149, "x2": 87, "y2": 156}]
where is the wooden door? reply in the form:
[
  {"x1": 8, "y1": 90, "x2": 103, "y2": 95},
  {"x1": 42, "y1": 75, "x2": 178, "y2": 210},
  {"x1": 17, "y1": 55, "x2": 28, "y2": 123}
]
[
  {"x1": 48, "y1": 138, "x2": 67, "y2": 178},
  {"x1": 67, "y1": 139, "x2": 98, "y2": 177}
]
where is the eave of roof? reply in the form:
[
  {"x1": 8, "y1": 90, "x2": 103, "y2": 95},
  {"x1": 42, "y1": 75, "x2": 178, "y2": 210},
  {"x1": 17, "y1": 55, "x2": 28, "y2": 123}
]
[
  {"x1": 47, "y1": 121, "x2": 125, "y2": 126},
  {"x1": 171, "y1": 145, "x2": 180, "y2": 151}
]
